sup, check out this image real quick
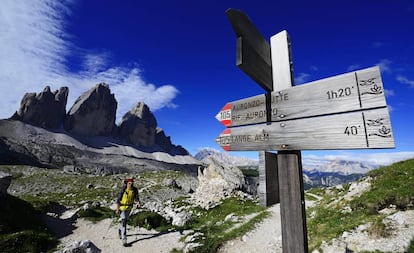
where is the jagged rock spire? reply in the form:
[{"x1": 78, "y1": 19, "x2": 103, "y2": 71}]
[
  {"x1": 64, "y1": 83, "x2": 117, "y2": 136},
  {"x1": 11, "y1": 86, "x2": 68, "y2": 129}
]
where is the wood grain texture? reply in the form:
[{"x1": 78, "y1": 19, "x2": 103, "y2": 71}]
[
  {"x1": 216, "y1": 107, "x2": 394, "y2": 150},
  {"x1": 236, "y1": 37, "x2": 273, "y2": 91},
  {"x1": 271, "y1": 30, "x2": 293, "y2": 91},
  {"x1": 216, "y1": 67, "x2": 387, "y2": 127},
  {"x1": 278, "y1": 151, "x2": 308, "y2": 253}
]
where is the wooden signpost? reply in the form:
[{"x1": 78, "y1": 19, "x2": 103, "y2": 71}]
[
  {"x1": 216, "y1": 66, "x2": 388, "y2": 127},
  {"x1": 216, "y1": 107, "x2": 393, "y2": 151},
  {"x1": 219, "y1": 8, "x2": 395, "y2": 253}
]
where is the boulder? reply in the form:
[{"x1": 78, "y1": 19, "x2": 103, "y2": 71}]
[
  {"x1": 11, "y1": 86, "x2": 68, "y2": 129},
  {"x1": 118, "y1": 102, "x2": 157, "y2": 146},
  {"x1": 64, "y1": 83, "x2": 117, "y2": 136},
  {"x1": 192, "y1": 157, "x2": 245, "y2": 209},
  {"x1": 60, "y1": 240, "x2": 100, "y2": 253}
]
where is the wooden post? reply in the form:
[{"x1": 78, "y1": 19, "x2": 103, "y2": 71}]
[
  {"x1": 278, "y1": 150, "x2": 308, "y2": 253},
  {"x1": 258, "y1": 151, "x2": 279, "y2": 206},
  {"x1": 271, "y1": 31, "x2": 308, "y2": 253},
  {"x1": 223, "y1": 9, "x2": 393, "y2": 253},
  {"x1": 259, "y1": 31, "x2": 293, "y2": 208}
]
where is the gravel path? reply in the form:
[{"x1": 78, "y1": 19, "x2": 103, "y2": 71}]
[
  {"x1": 54, "y1": 204, "x2": 284, "y2": 253},
  {"x1": 56, "y1": 218, "x2": 185, "y2": 253},
  {"x1": 53, "y1": 202, "x2": 414, "y2": 252},
  {"x1": 217, "y1": 204, "x2": 283, "y2": 253}
]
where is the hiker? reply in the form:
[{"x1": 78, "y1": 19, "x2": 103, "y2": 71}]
[{"x1": 115, "y1": 177, "x2": 141, "y2": 246}]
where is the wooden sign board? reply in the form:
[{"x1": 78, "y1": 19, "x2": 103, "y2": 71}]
[
  {"x1": 226, "y1": 8, "x2": 273, "y2": 91},
  {"x1": 216, "y1": 66, "x2": 386, "y2": 127},
  {"x1": 216, "y1": 107, "x2": 394, "y2": 151}
]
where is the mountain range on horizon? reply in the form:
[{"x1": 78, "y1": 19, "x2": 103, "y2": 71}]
[{"x1": 194, "y1": 147, "x2": 379, "y2": 176}]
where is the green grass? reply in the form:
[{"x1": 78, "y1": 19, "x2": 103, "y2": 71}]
[
  {"x1": 78, "y1": 206, "x2": 115, "y2": 222},
  {"x1": 351, "y1": 159, "x2": 414, "y2": 212},
  {"x1": 409, "y1": 237, "x2": 414, "y2": 253},
  {"x1": 0, "y1": 194, "x2": 58, "y2": 253},
  {"x1": 129, "y1": 211, "x2": 172, "y2": 232},
  {"x1": 178, "y1": 197, "x2": 268, "y2": 253},
  {"x1": 307, "y1": 158, "x2": 414, "y2": 251},
  {"x1": 305, "y1": 192, "x2": 319, "y2": 201},
  {"x1": 1, "y1": 165, "x2": 271, "y2": 253},
  {"x1": 238, "y1": 166, "x2": 259, "y2": 177}
]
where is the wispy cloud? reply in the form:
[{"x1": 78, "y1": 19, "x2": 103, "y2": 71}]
[
  {"x1": 396, "y1": 75, "x2": 414, "y2": 88},
  {"x1": 372, "y1": 41, "x2": 383, "y2": 48},
  {"x1": 310, "y1": 65, "x2": 318, "y2": 71},
  {"x1": 294, "y1": 72, "x2": 311, "y2": 84},
  {"x1": 0, "y1": 0, "x2": 179, "y2": 122},
  {"x1": 347, "y1": 64, "x2": 361, "y2": 71},
  {"x1": 377, "y1": 59, "x2": 392, "y2": 73}
]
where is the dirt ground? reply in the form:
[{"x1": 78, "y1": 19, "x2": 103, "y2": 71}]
[{"x1": 52, "y1": 204, "x2": 284, "y2": 253}]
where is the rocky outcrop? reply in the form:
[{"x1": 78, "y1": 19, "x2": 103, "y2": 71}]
[
  {"x1": 11, "y1": 86, "x2": 68, "y2": 129},
  {"x1": 118, "y1": 102, "x2": 157, "y2": 146},
  {"x1": 64, "y1": 83, "x2": 117, "y2": 136},
  {"x1": 0, "y1": 171, "x2": 12, "y2": 196},
  {"x1": 155, "y1": 128, "x2": 172, "y2": 151},
  {"x1": 7, "y1": 83, "x2": 189, "y2": 158},
  {"x1": 192, "y1": 157, "x2": 245, "y2": 209},
  {"x1": 60, "y1": 240, "x2": 101, "y2": 253},
  {"x1": 155, "y1": 128, "x2": 189, "y2": 155}
]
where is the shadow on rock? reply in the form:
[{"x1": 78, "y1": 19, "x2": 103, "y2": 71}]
[{"x1": 42, "y1": 204, "x2": 78, "y2": 238}]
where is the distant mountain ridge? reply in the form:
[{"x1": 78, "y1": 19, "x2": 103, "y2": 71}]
[
  {"x1": 195, "y1": 148, "x2": 377, "y2": 174},
  {"x1": 303, "y1": 158, "x2": 378, "y2": 175},
  {"x1": 194, "y1": 148, "x2": 258, "y2": 167},
  {"x1": 194, "y1": 148, "x2": 379, "y2": 188}
]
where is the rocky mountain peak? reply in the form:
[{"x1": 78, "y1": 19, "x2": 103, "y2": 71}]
[
  {"x1": 127, "y1": 102, "x2": 156, "y2": 125},
  {"x1": 118, "y1": 102, "x2": 157, "y2": 146},
  {"x1": 64, "y1": 83, "x2": 117, "y2": 136},
  {"x1": 11, "y1": 85, "x2": 68, "y2": 129},
  {"x1": 7, "y1": 83, "x2": 188, "y2": 157}
]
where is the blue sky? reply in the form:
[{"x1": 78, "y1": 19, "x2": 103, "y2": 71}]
[{"x1": 1, "y1": 0, "x2": 414, "y2": 165}]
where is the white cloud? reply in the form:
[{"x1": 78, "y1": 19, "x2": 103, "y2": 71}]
[
  {"x1": 0, "y1": 0, "x2": 179, "y2": 122},
  {"x1": 347, "y1": 64, "x2": 360, "y2": 71},
  {"x1": 377, "y1": 59, "x2": 392, "y2": 73},
  {"x1": 384, "y1": 89, "x2": 395, "y2": 97},
  {"x1": 81, "y1": 52, "x2": 111, "y2": 74},
  {"x1": 396, "y1": 75, "x2": 414, "y2": 88},
  {"x1": 294, "y1": 72, "x2": 310, "y2": 84},
  {"x1": 310, "y1": 65, "x2": 318, "y2": 71}
]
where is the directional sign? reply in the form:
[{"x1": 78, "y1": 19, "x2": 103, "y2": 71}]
[
  {"x1": 226, "y1": 8, "x2": 273, "y2": 91},
  {"x1": 216, "y1": 107, "x2": 394, "y2": 151},
  {"x1": 216, "y1": 66, "x2": 386, "y2": 127}
]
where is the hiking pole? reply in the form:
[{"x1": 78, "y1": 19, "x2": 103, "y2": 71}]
[{"x1": 102, "y1": 208, "x2": 117, "y2": 240}]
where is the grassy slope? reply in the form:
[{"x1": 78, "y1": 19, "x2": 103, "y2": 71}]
[
  {"x1": 2, "y1": 158, "x2": 413, "y2": 253},
  {"x1": 0, "y1": 194, "x2": 58, "y2": 253},
  {"x1": 0, "y1": 165, "x2": 267, "y2": 253},
  {"x1": 306, "y1": 158, "x2": 414, "y2": 251}
]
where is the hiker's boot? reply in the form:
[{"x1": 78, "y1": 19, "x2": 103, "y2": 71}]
[{"x1": 122, "y1": 238, "x2": 127, "y2": 246}]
